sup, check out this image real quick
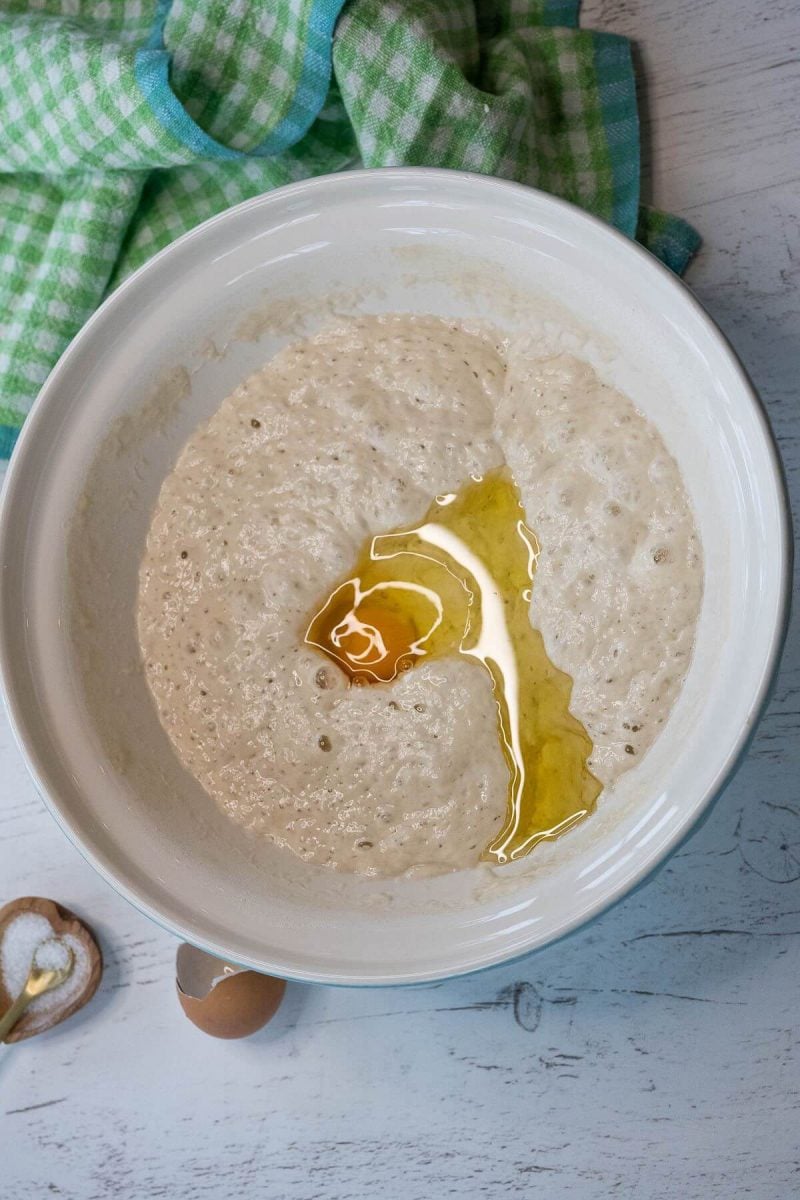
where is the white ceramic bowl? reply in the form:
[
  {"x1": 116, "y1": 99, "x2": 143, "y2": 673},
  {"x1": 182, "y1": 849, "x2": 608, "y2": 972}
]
[{"x1": 0, "y1": 169, "x2": 790, "y2": 985}]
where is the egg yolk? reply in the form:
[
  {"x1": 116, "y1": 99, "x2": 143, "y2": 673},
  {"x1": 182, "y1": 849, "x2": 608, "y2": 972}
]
[{"x1": 305, "y1": 467, "x2": 602, "y2": 864}]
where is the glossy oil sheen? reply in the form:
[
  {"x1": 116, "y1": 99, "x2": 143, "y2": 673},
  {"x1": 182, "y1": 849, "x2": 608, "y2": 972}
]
[{"x1": 306, "y1": 467, "x2": 602, "y2": 864}]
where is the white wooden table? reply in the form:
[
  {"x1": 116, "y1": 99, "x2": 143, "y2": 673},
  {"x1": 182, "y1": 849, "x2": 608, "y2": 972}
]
[{"x1": 2, "y1": 4, "x2": 798, "y2": 1196}]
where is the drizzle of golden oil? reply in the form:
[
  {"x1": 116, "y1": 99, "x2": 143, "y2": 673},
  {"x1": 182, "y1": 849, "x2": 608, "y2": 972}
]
[{"x1": 305, "y1": 467, "x2": 602, "y2": 864}]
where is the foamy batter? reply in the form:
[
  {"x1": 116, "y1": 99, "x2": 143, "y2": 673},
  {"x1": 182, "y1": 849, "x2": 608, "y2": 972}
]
[{"x1": 137, "y1": 316, "x2": 703, "y2": 876}]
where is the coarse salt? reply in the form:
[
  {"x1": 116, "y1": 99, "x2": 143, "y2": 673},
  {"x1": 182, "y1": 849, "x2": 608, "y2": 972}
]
[{"x1": 0, "y1": 912, "x2": 90, "y2": 1031}]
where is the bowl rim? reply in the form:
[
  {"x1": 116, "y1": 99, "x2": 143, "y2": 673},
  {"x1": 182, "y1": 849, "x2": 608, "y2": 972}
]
[{"x1": 0, "y1": 167, "x2": 793, "y2": 985}]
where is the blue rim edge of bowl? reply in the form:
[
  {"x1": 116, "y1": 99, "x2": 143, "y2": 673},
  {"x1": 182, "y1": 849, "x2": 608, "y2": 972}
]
[{"x1": 0, "y1": 167, "x2": 794, "y2": 987}]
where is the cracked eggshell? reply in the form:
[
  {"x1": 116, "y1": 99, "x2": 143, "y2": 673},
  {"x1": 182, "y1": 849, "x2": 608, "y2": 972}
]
[{"x1": 176, "y1": 943, "x2": 286, "y2": 1039}]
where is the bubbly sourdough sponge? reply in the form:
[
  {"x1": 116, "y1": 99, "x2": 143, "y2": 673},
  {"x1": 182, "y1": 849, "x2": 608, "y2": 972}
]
[{"x1": 137, "y1": 315, "x2": 703, "y2": 876}]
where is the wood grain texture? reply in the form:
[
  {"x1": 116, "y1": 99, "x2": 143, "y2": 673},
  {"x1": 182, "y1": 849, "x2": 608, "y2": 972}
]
[{"x1": 1, "y1": 2, "x2": 798, "y2": 1195}]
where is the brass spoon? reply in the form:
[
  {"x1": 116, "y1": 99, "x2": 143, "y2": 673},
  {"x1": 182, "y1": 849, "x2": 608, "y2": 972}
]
[{"x1": 0, "y1": 940, "x2": 75, "y2": 1043}]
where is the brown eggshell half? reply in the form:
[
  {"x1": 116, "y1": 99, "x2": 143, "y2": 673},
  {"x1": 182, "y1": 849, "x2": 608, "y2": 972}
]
[
  {"x1": 176, "y1": 945, "x2": 286, "y2": 1039},
  {"x1": 0, "y1": 897, "x2": 103, "y2": 1042}
]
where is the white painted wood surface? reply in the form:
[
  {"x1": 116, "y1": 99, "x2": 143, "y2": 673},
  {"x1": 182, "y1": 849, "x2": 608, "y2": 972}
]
[{"x1": 1, "y1": 3, "x2": 798, "y2": 1195}]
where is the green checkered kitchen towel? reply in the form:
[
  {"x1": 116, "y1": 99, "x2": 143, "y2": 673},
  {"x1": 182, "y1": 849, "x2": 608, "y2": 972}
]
[{"x1": 0, "y1": 0, "x2": 700, "y2": 458}]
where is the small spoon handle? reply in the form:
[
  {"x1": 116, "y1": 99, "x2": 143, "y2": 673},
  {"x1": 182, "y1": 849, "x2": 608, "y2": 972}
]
[{"x1": 0, "y1": 988, "x2": 33, "y2": 1043}]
